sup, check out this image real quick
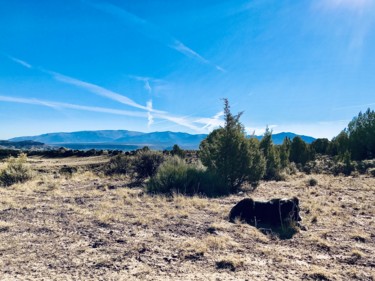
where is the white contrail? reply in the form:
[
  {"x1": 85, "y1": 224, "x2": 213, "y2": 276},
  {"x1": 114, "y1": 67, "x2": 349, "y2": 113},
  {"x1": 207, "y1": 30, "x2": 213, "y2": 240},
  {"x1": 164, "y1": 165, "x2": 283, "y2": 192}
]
[
  {"x1": 146, "y1": 99, "x2": 154, "y2": 127},
  {"x1": 195, "y1": 111, "x2": 224, "y2": 130},
  {"x1": 48, "y1": 71, "x2": 167, "y2": 113},
  {"x1": 87, "y1": 0, "x2": 225, "y2": 72},
  {"x1": 129, "y1": 75, "x2": 154, "y2": 93},
  {"x1": 4, "y1": 55, "x2": 225, "y2": 132},
  {"x1": 0, "y1": 95, "x2": 147, "y2": 117},
  {"x1": 5, "y1": 54, "x2": 32, "y2": 68},
  {"x1": 0, "y1": 94, "x2": 222, "y2": 133}
]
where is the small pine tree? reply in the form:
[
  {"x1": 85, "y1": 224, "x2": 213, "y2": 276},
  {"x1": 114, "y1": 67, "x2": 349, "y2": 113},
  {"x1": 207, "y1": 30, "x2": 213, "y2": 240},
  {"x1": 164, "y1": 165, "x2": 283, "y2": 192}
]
[
  {"x1": 199, "y1": 99, "x2": 266, "y2": 193},
  {"x1": 279, "y1": 137, "x2": 291, "y2": 168},
  {"x1": 259, "y1": 127, "x2": 281, "y2": 180},
  {"x1": 171, "y1": 144, "x2": 185, "y2": 158},
  {"x1": 311, "y1": 138, "x2": 330, "y2": 155},
  {"x1": 330, "y1": 131, "x2": 349, "y2": 158}
]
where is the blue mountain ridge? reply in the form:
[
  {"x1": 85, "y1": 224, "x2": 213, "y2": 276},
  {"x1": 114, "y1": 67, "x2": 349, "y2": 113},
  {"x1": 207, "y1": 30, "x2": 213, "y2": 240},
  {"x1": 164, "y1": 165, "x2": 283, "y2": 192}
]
[{"x1": 9, "y1": 130, "x2": 316, "y2": 150}]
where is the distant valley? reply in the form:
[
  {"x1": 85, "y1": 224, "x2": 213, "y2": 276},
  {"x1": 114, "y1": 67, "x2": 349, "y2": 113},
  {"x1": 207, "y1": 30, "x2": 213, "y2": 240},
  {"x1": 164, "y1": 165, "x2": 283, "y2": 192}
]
[{"x1": 8, "y1": 130, "x2": 316, "y2": 150}]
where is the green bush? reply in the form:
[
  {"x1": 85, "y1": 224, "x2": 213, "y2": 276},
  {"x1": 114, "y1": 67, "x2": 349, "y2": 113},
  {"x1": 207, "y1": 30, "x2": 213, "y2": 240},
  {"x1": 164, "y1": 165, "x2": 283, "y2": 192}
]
[
  {"x1": 0, "y1": 153, "x2": 32, "y2": 186},
  {"x1": 356, "y1": 159, "x2": 375, "y2": 174},
  {"x1": 332, "y1": 150, "x2": 355, "y2": 176},
  {"x1": 147, "y1": 156, "x2": 228, "y2": 197},
  {"x1": 133, "y1": 150, "x2": 164, "y2": 180},
  {"x1": 368, "y1": 168, "x2": 375, "y2": 177},
  {"x1": 289, "y1": 136, "x2": 311, "y2": 165},
  {"x1": 104, "y1": 154, "x2": 131, "y2": 175},
  {"x1": 147, "y1": 156, "x2": 201, "y2": 195},
  {"x1": 307, "y1": 178, "x2": 318, "y2": 187},
  {"x1": 260, "y1": 127, "x2": 281, "y2": 180}
]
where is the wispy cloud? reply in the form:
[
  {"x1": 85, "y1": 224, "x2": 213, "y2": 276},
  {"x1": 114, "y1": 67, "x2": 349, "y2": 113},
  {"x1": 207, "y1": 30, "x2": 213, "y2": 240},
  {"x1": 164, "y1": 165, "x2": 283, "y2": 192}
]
[
  {"x1": 49, "y1": 72, "x2": 207, "y2": 130},
  {"x1": 146, "y1": 99, "x2": 154, "y2": 127},
  {"x1": 245, "y1": 125, "x2": 278, "y2": 136},
  {"x1": 154, "y1": 112, "x2": 203, "y2": 132},
  {"x1": 129, "y1": 75, "x2": 161, "y2": 94},
  {"x1": 48, "y1": 71, "x2": 167, "y2": 113},
  {"x1": 0, "y1": 95, "x2": 147, "y2": 117},
  {"x1": 2, "y1": 54, "x2": 161, "y2": 113},
  {"x1": 87, "y1": 0, "x2": 225, "y2": 72},
  {"x1": 144, "y1": 80, "x2": 152, "y2": 93},
  {"x1": 170, "y1": 40, "x2": 210, "y2": 64},
  {"x1": 4, "y1": 55, "x2": 225, "y2": 133},
  {"x1": 5, "y1": 54, "x2": 32, "y2": 68},
  {"x1": 0, "y1": 94, "x2": 209, "y2": 132},
  {"x1": 194, "y1": 111, "x2": 224, "y2": 131}
]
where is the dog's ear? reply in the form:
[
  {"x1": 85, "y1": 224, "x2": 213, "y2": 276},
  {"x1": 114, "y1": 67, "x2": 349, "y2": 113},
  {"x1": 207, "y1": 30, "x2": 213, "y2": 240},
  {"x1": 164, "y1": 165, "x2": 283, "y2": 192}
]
[{"x1": 292, "y1": 197, "x2": 299, "y2": 205}]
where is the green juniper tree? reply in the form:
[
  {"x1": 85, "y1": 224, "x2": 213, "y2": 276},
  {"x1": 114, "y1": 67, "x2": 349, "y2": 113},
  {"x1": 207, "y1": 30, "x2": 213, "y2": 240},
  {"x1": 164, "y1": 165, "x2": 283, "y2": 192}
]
[
  {"x1": 346, "y1": 108, "x2": 375, "y2": 160},
  {"x1": 199, "y1": 99, "x2": 265, "y2": 193},
  {"x1": 289, "y1": 136, "x2": 310, "y2": 166},
  {"x1": 279, "y1": 137, "x2": 291, "y2": 168},
  {"x1": 259, "y1": 127, "x2": 281, "y2": 180}
]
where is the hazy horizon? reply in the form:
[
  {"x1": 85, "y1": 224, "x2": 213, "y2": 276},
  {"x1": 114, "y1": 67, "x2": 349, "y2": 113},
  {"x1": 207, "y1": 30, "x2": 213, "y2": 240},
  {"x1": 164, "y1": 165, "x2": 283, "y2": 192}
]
[
  {"x1": 7, "y1": 128, "x2": 316, "y2": 140},
  {"x1": 1, "y1": 0, "x2": 375, "y2": 140}
]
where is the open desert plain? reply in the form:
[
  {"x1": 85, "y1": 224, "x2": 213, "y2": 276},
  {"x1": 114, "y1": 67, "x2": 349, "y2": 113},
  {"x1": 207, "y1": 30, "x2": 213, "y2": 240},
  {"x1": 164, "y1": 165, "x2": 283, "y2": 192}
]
[{"x1": 0, "y1": 155, "x2": 374, "y2": 281}]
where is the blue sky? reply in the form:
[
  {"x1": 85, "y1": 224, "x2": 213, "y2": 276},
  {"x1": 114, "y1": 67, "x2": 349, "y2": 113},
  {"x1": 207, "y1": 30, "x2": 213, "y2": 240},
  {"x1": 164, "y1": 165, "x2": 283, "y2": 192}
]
[{"x1": 1, "y1": 0, "x2": 375, "y2": 140}]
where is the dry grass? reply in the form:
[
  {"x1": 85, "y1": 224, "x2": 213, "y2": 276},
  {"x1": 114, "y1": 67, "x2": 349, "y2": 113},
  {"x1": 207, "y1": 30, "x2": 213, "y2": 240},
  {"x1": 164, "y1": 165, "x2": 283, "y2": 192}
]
[{"x1": 0, "y1": 156, "x2": 374, "y2": 280}]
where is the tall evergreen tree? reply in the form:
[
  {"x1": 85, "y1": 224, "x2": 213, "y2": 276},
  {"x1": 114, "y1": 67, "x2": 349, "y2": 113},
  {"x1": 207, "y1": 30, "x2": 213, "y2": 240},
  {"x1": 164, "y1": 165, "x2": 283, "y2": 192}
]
[
  {"x1": 259, "y1": 127, "x2": 281, "y2": 180},
  {"x1": 346, "y1": 108, "x2": 375, "y2": 160},
  {"x1": 289, "y1": 136, "x2": 310, "y2": 165},
  {"x1": 279, "y1": 137, "x2": 291, "y2": 168},
  {"x1": 311, "y1": 138, "x2": 330, "y2": 155},
  {"x1": 199, "y1": 99, "x2": 265, "y2": 193},
  {"x1": 329, "y1": 131, "x2": 349, "y2": 158}
]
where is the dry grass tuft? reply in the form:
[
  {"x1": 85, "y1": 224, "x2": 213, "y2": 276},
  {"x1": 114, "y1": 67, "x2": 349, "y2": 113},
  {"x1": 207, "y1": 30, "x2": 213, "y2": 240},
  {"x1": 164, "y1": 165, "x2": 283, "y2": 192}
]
[{"x1": 215, "y1": 254, "x2": 244, "y2": 271}]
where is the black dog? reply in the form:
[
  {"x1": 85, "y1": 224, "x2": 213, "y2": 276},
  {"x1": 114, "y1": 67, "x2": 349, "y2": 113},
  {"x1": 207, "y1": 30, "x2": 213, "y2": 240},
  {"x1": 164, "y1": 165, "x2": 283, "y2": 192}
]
[{"x1": 229, "y1": 197, "x2": 302, "y2": 228}]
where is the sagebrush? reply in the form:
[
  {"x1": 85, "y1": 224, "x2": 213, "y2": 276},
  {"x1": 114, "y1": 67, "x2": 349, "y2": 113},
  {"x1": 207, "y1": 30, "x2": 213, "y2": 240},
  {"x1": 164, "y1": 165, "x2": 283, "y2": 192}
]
[{"x1": 0, "y1": 153, "x2": 32, "y2": 186}]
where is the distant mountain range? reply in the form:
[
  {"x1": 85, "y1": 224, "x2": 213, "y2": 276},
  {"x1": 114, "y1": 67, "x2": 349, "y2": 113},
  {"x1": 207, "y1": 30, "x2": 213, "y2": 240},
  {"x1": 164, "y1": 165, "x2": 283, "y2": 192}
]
[{"x1": 8, "y1": 130, "x2": 315, "y2": 150}]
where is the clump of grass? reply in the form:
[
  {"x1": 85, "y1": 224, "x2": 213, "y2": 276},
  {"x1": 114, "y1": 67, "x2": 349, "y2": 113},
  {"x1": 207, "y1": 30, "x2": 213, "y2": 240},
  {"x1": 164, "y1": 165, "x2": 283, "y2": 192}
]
[
  {"x1": 311, "y1": 216, "x2": 318, "y2": 224},
  {"x1": 0, "y1": 221, "x2": 12, "y2": 232},
  {"x1": 304, "y1": 272, "x2": 332, "y2": 281},
  {"x1": 203, "y1": 234, "x2": 238, "y2": 252},
  {"x1": 215, "y1": 255, "x2": 244, "y2": 271},
  {"x1": 179, "y1": 238, "x2": 207, "y2": 260},
  {"x1": 59, "y1": 166, "x2": 77, "y2": 178},
  {"x1": 350, "y1": 231, "x2": 369, "y2": 243},
  {"x1": 0, "y1": 153, "x2": 32, "y2": 186},
  {"x1": 350, "y1": 249, "x2": 365, "y2": 262},
  {"x1": 307, "y1": 177, "x2": 318, "y2": 187},
  {"x1": 368, "y1": 167, "x2": 375, "y2": 177}
]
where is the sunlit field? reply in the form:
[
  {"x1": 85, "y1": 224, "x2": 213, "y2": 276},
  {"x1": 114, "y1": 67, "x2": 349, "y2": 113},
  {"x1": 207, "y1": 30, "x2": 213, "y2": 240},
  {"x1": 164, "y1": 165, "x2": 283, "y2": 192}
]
[{"x1": 0, "y1": 156, "x2": 374, "y2": 281}]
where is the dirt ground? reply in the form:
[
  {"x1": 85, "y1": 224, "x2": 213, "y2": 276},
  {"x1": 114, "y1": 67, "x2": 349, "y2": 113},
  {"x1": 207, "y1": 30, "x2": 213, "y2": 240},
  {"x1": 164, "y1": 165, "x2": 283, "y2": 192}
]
[{"x1": 0, "y1": 156, "x2": 374, "y2": 280}]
